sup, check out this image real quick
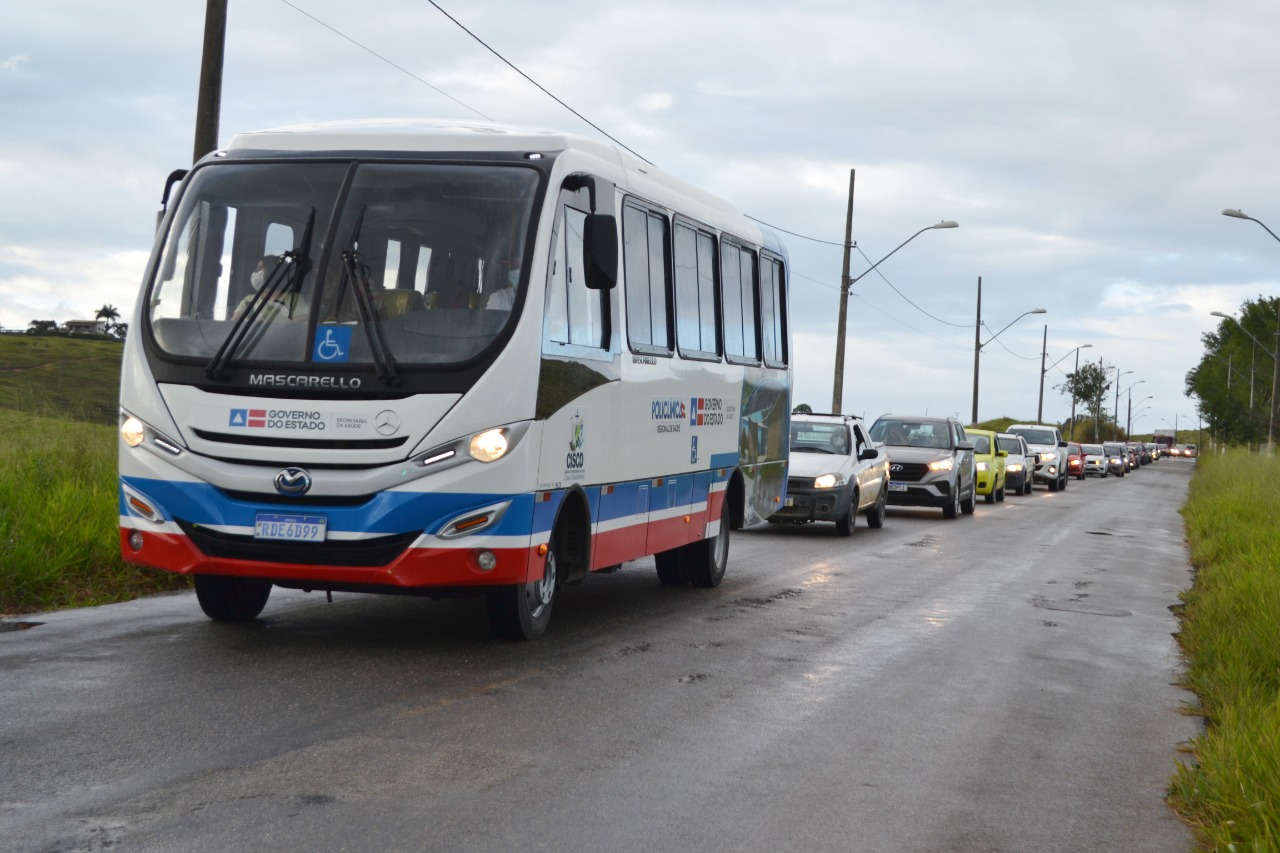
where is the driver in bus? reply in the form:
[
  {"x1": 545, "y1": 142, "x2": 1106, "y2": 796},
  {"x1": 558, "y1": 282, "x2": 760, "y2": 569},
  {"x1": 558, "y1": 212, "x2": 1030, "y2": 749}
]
[{"x1": 232, "y1": 257, "x2": 306, "y2": 321}]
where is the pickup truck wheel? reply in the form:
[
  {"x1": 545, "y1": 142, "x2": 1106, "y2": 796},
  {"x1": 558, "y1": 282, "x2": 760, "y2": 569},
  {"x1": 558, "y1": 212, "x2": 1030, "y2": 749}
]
[
  {"x1": 866, "y1": 487, "x2": 887, "y2": 529},
  {"x1": 835, "y1": 492, "x2": 857, "y2": 537}
]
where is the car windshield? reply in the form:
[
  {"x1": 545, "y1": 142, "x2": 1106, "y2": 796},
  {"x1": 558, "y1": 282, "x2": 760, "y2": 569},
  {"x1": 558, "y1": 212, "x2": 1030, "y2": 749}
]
[
  {"x1": 147, "y1": 161, "x2": 539, "y2": 372},
  {"x1": 996, "y1": 436, "x2": 1022, "y2": 454},
  {"x1": 1083, "y1": 444, "x2": 1103, "y2": 454},
  {"x1": 790, "y1": 422, "x2": 851, "y2": 455},
  {"x1": 1010, "y1": 427, "x2": 1056, "y2": 445},
  {"x1": 869, "y1": 419, "x2": 949, "y2": 449},
  {"x1": 971, "y1": 434, "x2": 991, "y2": 454},
  {"x1": 1104, "y1": 444, "x2": 1123, "y2": 454}
]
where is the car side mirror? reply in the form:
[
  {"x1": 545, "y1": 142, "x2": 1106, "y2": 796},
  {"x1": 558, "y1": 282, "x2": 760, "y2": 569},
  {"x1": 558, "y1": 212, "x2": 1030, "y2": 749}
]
[
  {"x1": 1057, "y1": 440, "x2": 1069, "y2": 448},
  {"x1": 858, "y1": 447, "x2": 878, "y2": 461},
  {"x1": 997, "y1": 450, "x2": 1008, "y2": 458},
  {"x1": 956, "y1": 441, "x2": 974, "y2": 452}
]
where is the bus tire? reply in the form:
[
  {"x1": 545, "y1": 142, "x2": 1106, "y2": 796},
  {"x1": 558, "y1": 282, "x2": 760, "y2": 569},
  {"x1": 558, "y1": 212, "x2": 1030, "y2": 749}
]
[
  {"x1": 194, "y1": 574, "x2": 272, "y2": 622},
  {"x1": 655, "y1": 549, "x2": 687, "y2": 586},
  {"x1": 486, "y1": 539, "x2": 558, "y2": 640},
  {"x1": 684, "y1": 500, "x2": 730, "y2": 588}
]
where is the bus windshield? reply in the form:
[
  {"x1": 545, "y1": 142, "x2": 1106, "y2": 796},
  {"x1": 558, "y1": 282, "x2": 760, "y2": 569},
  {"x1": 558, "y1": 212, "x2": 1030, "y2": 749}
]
[{"x1": 147, "y1": 161, "x2": 539, "y2": 369}]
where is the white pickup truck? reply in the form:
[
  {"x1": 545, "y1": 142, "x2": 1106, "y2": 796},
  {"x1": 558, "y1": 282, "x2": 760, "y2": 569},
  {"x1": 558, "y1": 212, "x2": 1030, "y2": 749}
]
[{"x1": 1006, "y1": 423, "x2": 1070, "y2": 492}]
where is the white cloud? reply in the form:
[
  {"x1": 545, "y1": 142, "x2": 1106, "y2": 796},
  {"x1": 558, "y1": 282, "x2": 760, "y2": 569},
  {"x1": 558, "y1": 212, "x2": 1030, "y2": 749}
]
[{"x1": 2, "y1": 54, "x2": 30, "y2": 72}]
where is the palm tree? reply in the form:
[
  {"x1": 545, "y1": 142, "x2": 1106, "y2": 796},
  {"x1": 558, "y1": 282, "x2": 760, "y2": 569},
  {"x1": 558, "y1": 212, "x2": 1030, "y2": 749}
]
[{"x1": 95, "y1": 304, "x2": 120, "y2": 322}]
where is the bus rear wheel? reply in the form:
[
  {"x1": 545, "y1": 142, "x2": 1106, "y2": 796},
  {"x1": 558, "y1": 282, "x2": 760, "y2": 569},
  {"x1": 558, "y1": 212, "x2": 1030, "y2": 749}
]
[
  {"x1": 684, "y1": 500, "x2": 730, "y2": 588},
  {"x1": 194, "y1": 574, "x2": 272, "y2": 622},
  {"x1": 487, "y1": 539, "x2": 558, "y2": 640}
]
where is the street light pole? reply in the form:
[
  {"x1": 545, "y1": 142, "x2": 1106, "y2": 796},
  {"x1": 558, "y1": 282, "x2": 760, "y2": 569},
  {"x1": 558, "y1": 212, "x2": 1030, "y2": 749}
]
[
  {"x1": 1037, "y1": 338, "x2": 1092, "y2": 425},
  {"x1": 972, "y1": 301, "x2": 1047, "y2": 423},
  {"x1": 1128, "y1": 393, "x2": 1152, "y2": 435},
  {"x1": 1221, "y1": 208, "x2": 1280, "y2": 452},
  {"x1": 830, "y1": 185, "x2": 958, "y2": 413},
  {"x1": 1113, "y1": 369, "x2": 1132, "y2": 440}
]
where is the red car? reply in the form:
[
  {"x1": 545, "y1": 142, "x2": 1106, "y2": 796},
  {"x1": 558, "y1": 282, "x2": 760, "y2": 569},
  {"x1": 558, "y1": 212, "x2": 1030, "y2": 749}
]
[{"x1": 1066, "y1": 442, "x2": 1086, "y2": 480}]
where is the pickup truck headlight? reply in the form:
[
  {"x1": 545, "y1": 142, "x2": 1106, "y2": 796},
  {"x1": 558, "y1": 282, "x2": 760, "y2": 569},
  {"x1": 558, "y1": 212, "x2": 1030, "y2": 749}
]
[
  {"x1": 927, "y1": 457, "x2": 954, "y2": 472},
  {"x1": 1039, "y1": 451, "x2": 1058, "y2": 463},
  {"x1": 814, "y1": 473, "x2": 846, "y2": 489}
]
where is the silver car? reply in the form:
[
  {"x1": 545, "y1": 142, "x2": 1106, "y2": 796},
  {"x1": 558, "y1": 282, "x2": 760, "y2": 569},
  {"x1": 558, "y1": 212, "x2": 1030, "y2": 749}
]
[
  {"x1": 868, "y1": 415, "x2": 977, "y2": 519},
  {"x1": 997, "y1": 432, "x2": 1034, "y2": 495}
]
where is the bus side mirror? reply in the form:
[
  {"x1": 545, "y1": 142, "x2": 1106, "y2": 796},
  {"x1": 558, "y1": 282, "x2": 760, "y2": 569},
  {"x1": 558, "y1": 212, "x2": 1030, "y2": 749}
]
[
  {"x1": 583, "y1": 213, "x2": 617, "y2": 290},
  {"x1": 156, "y1": 168, "x2": 189, "y2": 233}
]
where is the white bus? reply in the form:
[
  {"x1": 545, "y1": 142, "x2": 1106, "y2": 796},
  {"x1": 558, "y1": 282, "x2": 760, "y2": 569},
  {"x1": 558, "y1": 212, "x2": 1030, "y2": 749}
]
[{"x1": 118, "y1": 119, "x2": 791, "y2": 639}]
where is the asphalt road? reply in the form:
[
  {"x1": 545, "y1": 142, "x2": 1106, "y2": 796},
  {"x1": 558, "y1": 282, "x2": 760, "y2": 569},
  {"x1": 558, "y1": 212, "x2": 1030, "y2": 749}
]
[{"x1": 1, "y1": 460, "x2": 1200, "y2": 852}]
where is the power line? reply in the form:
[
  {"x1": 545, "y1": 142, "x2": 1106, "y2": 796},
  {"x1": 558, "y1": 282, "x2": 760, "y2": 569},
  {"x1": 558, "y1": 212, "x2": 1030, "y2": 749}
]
[
  {"x1": 421, "y1": 0, "x2": 652, "y2": 165},
  {"x1": 856, "y1": 245, "x2": 969, "y2": 328},
  {"x1": 745, "y1": 215, "x2": 846, "y2": 247},
  {"x1": 278, "y1": 0, "x2": 491, "y2": 120}
]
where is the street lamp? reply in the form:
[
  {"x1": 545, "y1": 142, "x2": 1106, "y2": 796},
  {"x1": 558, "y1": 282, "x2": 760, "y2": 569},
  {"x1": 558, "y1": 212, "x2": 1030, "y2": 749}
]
[
  {"x1": 1112, "y1": 369, "x2": 1132, "y2": 439},
  {"x1": 830, "y1": 171, "x2": 958, "y2": 413},
  {"x1": 970, "y1": 286, "x2": 1045, "y2": 423},
  {"x1": 1128, "y1": 393, "x2": 1153, "y2": 435},
  {"x1": 1220, "y1": 209, "x2": 1280, "y2": 452},
  {"x1": 1117, "y1": 379, "x2": 1144, "y2": 438},
  {"x1": 1203, "y1": 307, "x2": 1274, "y2": 450},
  {"x1": 1036, "y1": 336, "x2": 1092, "y2": 426}
]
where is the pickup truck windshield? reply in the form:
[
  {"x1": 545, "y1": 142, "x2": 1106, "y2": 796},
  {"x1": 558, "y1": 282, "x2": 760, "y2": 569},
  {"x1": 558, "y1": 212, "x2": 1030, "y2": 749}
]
[
  {"x1": 147, "y1": 161, "x2": 539, "y2": 372},
  {"x1": 1011, "y1": 427, "x2": 1056, "y2": 445}
]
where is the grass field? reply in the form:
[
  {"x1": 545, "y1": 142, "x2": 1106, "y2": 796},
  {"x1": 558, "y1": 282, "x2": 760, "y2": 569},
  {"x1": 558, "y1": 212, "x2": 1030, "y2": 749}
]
[
  {"x1": 0, "y1": 334, "x2": 124, "y2": 425},
  {"x1": 1170, "y1": 449, "x2": 1280, "y2": 850}
]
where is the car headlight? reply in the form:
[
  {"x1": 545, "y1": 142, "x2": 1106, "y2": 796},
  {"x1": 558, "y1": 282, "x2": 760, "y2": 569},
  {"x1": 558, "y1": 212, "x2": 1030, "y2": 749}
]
[
  {"x1": 814, "y1": 473, "x2": 846, "y2": 489},
  {"x1": 1040, "y1": 451, "x2": 1058, "y2": 463},
  {"x1": 1007, "y1": 463, "x2": 1023, "y2": 473},
  {"x1": 976, "y1": 461, "x2": 989, "y2": 472},
  {"x1": 468, "y1": 428, "x2": 510, "y2": 462},
  {"x1": 927, "y1": 457, "x2": 954, "y2": 472}
]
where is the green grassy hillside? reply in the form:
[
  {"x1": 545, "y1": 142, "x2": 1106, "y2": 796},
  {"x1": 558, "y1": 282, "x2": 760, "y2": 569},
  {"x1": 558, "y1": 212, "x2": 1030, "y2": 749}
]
[{"x1": 0, "y1": 335, "x2": 123, "y2": 425}]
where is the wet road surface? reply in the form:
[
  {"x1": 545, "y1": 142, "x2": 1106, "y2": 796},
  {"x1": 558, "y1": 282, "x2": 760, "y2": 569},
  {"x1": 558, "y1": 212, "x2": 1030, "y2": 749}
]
[{"x1": 1, "y1": 461, "x2": 1199, "y2": 852}]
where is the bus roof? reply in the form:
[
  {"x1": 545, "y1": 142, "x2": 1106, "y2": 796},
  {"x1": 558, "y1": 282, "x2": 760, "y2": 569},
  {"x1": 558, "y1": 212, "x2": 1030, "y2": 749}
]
[{"x1": 222, "y1": 119, "x2": 783, "y2": 256}]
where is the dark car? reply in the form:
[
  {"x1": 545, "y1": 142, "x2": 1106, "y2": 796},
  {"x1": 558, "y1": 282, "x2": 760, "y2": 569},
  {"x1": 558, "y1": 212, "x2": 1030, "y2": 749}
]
[{"x1": 868, "y1": 415, "x2": 977, "y2": 519}]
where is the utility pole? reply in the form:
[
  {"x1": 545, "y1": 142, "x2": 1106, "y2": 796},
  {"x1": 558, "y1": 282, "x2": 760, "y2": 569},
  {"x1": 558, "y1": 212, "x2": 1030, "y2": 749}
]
[
  {"x1": 1069, "y1": 346, "x2": 1081, "y2": 440},
  {"x1": 192, "y1": 0, "x2": 228, "y2": 164},
  {"x1": 831, "y1": 169, "x2": 856, "y2": 414},
  {"x1": 1036, "y1": 324, "x2": 1047, "y2": 422},
  {"x1": 970, "y1": 277, "x2": 982, "y2": 424}
]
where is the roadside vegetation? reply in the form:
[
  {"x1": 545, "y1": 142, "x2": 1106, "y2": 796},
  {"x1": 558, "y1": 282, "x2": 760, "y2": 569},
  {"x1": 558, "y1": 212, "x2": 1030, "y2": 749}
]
[
  {"x1": 1170, "y1": 449, "x2": 1280, "y2": 849},
  {"x1": 0, "y1": 337, "x2": 188, "y2": 614}
]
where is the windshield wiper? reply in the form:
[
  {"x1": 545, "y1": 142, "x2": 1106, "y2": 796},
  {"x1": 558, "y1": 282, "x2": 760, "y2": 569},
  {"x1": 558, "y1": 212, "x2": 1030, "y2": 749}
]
[
  {"x1": 336, "y1": 206, "x2": 398, "y2": 385},
  {"x1": 205, "y1": 209, "x2": 315, "y2": 380}
]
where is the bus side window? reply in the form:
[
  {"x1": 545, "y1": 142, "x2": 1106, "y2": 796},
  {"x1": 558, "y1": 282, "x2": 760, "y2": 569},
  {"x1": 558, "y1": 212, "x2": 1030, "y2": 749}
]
[
  {"x1": 545, "y1": 202, "x2": 607, "y2": 350},
  {"x1": 623, "y1": 203, "x2": 672, "y2": 355},
  {"x1": 674, "y1": 220, "x2": 720, "y2": 360},
  {"x1": 760, "y1": 253, "x2": 788, "y2": 367},
  {"x1": 721, "y1": 240, "x2": 760, "y2": 364}
]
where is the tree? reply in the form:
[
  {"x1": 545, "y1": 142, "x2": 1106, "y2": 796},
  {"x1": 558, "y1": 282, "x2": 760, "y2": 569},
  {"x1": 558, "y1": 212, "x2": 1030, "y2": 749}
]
[
  {"x1": 27, "y1": 319, "x2": 58, "y2": 335},
  {"x1": 95, "y1": 304, "x2": 120, "y2": 322},
  {"x1": 1186, "y1": 295, "x2": 1278, "y2": 447},
  {"x1": 1056, "y1": 360, "x2": 1113, "y2": 441},
  {"x1": 793, "y1": 403, "x2": 813, "y2": 413}
]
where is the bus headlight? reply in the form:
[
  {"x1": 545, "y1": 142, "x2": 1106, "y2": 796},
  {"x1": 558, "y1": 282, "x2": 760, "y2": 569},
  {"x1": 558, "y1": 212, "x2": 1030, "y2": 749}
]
[
  {"x1": 121, "y1": 416, "x2": 146, "y2": 447},
  {"x1": 469, "y1": 428, "x2": 510, "y2": 463}
]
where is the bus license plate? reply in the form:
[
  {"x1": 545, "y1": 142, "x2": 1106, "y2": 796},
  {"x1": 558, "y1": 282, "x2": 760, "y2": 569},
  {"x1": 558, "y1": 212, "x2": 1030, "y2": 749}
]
[
  {"x1": 254, "y1": 513, "x2": 327, "y2": 542},
  {"x1": 887, "y1": 482, "x2": 908, "y2": 492}
]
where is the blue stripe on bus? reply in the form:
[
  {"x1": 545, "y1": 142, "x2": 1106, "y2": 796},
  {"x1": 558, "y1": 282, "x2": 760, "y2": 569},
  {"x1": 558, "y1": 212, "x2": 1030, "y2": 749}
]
[
  {"x1": 120, "y1": 476, "x2": 536, "y2": 537},
  {"x1": 709, "y1": 451, "x2": 739, "y2": 469}
]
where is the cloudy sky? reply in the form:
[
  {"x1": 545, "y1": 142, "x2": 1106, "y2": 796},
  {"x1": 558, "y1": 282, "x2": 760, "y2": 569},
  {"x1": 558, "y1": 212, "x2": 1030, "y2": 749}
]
[{"x1": 4, "y1": 0, "x2": 1278, "y2": 430}]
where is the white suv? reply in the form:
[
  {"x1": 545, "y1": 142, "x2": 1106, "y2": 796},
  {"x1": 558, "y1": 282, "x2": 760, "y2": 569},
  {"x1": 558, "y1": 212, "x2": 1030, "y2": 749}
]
[{"x1": 1006, "y1": 423, "x2": 1070, "y2": 492}]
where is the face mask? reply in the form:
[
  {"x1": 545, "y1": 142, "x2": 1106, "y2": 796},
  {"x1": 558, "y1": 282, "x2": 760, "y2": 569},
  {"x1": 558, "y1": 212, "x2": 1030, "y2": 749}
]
[
  {"x1": 250, "y1": 270, "x2": 266, "y2": 290},
  {"x1": 507, "y1": 270, "x2": 520, "y2": 288}
]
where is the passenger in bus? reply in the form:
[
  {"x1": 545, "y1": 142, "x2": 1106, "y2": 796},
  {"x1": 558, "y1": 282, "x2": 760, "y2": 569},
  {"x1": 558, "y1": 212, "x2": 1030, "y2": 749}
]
[
  {"x1": 231, "y1": 257, "x2": 306, "y2": 321},
  {"x1": 484, "y1": 262, "x2": 518, "y2": 311}
]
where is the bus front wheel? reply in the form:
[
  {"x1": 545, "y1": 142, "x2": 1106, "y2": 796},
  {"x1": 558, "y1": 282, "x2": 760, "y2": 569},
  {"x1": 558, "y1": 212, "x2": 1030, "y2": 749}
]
[
  {"x1": 487, "y1": 542, "x2": 558, "y2": 640},
  {"x1": 194, "y1": 574, "x2": 272, "y2": 622}
]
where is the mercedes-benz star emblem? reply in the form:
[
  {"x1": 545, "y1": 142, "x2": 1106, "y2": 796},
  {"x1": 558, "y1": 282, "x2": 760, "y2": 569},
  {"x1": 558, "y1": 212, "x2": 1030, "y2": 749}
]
[
  {"x1": 375, "y1": 409, "x2": 400, "y2": 436},
  {"x1": 274, "y1": 467, "x2": 313, "y2": 496}
]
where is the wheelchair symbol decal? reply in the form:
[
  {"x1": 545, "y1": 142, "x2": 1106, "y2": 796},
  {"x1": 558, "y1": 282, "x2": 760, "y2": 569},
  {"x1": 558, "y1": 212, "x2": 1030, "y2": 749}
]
[{"x1": 313, "y1": 326, "x2": 352, "y2": 363}]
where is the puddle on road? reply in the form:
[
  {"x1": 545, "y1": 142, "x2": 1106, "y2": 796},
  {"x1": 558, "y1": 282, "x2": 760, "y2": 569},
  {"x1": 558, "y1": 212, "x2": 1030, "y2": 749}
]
[{"x1": 0, "y1": 621, "x2": 43, "y2": 633}]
